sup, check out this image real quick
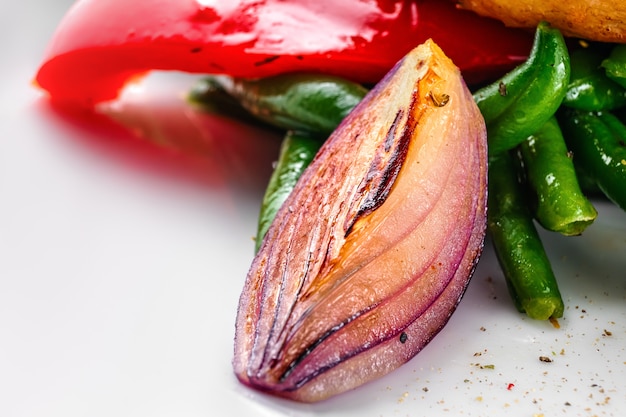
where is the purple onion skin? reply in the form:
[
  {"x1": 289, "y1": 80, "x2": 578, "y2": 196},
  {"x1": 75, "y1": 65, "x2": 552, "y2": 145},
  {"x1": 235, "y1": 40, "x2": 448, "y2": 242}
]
[{"x1": 233, "y1": 40, "x2": 488, "y2": 403}]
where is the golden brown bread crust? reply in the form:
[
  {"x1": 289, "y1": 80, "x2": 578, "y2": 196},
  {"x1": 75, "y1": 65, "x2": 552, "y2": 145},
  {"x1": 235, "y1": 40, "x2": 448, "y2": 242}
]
[{"x1": 456, "y1": 0, "x2": 626, "y2": 43}]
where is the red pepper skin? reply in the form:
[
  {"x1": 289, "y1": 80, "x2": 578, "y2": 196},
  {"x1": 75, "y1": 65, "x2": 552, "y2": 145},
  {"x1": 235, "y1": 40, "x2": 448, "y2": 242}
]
[{"x1": 35, "y1": 0, "x2": 533, "y2": 107}]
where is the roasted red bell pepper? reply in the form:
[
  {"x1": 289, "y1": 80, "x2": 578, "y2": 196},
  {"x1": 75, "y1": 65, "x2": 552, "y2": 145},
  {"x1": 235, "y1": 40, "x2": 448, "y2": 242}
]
[{"x1": 35, "y1": 0, "x2": 534, "y2": 107}]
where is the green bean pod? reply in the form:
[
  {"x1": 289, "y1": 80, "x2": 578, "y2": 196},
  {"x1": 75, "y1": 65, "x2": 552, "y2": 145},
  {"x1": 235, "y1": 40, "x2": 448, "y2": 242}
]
[
  {"x1": 562, "y1": 46, "x2": 626, "y2": 111},
  {"x1": 558, "y1": 109, "x2": 626, "y2": 211},
  {"x1": 187, "y1": 77, "x2": 272, "y2": 128},
  {"x1": 473, "y1": 21, "x2": 570, "y2": 155},
  {"x1": 201, "y1": 73, "x2": 368, "y2": 136},
  {"x1": 573, "y1": 165, "x2": 603, "y2": 196},
  {"x1": 519, "y1": 116, "x2": 597, "y2": 236},
  {"x1": 487, "y1": 151, "x2": 564, "y2": 320},
  {"x1": 601, "y1": 44, "x2": 626, "y2": 89},
  {"x1": 255, "y1": 130, "x2": 322, "y2": 252}
]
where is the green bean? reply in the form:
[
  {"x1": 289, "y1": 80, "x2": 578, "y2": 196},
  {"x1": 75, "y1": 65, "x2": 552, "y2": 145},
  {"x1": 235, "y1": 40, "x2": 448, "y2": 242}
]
[
  {"x1": 562, "y1": 46, "x2": 626, "y2": 111},
  {"x1": 187, "y1": 77, "x2": 270, "y2": 128},
  {"x1": 487, "y1": 151, "x2": 564, "y2": 320},
  {"x1": 573, "y1": 165, "x2": 603, "y2": 197},
  {"x1": 558, "y1": 108, "x2": 626, "y2": 211},
  {"x1": 473, "y1": 21, "x2": 570, "y2": 155},
  {"x1": 601, "y1": 44, "x2": 626, "y2": 89},
  {"x1": 519, "y1": 116, "x2": 597, "y2": 235},
  {"x1": 255, "y1": 130, "x2": 322, "y2": 252},
  {"x1": 199, "y1": 73, "x2": 368, "y2": 136}
]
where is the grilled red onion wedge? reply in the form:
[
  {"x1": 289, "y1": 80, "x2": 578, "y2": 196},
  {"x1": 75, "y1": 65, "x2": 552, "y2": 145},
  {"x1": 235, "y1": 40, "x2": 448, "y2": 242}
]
[{"x1": 233, "y1": 40, "x2": 488, "y2": 403}]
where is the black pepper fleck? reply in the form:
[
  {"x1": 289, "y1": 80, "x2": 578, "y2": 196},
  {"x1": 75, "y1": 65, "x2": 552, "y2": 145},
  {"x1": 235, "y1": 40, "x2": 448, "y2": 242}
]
[
  {"x1": 400, "y1": 332, "x2": 408, "y2": 344},
  {"x1": 254, "y1": 55, "x2": 280, "y2": 66},
  {"x1": 498, "y1": 81, "x2": 507, "y2": 96}
]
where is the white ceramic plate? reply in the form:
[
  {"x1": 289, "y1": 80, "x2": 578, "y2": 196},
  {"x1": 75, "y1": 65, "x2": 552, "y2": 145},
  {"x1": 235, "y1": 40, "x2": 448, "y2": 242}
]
[{"x1": 2, "y1": 1, "x2": 625, "y2": 416}]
